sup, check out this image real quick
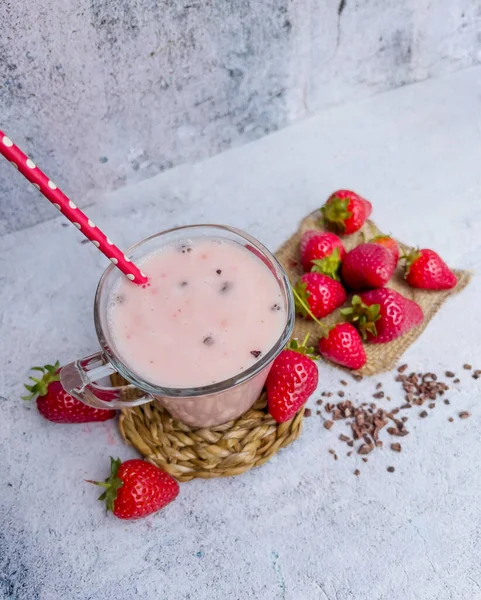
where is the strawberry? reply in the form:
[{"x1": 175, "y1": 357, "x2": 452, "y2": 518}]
[
  {"x1": 266, "y1": 338, "x2": 319, "y2": 423},
  {"x1": 88, "y1": 457, "x2": 179, "y2": 520},
  {"x1": 341, "y1": 289, "x2": 423, "y2": 343},
  {"x1": 22, "y1": 361, "x2": 116, "y2": 423},
  {"x1": 318, "y1": 323, "x2": 367, "y2": 370},
  {"x1": 370, "y1": 235, "x2": 399, "y2": 265},
  {"x1": 294, "y1": 272, "x2": 347, "y2": 319},
  {"x1": 299, "y1": 230, "x2": 345, "y2": 279},
  {"x1": 321, "y1": 190, "x2": 372, "y2": 235},
  {"x1": 403, "y1": 248, "x2": 457, "y2": 290},
  {"x1": 341, "y1": 243, "x2": 395, "y2": 290}
]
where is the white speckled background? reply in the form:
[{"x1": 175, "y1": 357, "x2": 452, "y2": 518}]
[{"x1": 1, "y1": 68, "x2": 481, "y2": 599}]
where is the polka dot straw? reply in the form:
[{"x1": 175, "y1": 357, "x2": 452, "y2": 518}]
[{"x1": 0, "y1": 130, "x2": 148, "y2": 285}]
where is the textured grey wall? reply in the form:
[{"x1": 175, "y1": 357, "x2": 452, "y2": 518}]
[{"x1": 1, "y1": 0, "x2": 480, "y2": 235}]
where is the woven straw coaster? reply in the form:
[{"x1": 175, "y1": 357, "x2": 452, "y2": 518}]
[
  {"x1": 116, "y1": 371, "x2": 304, "y2": 482},
  {"x1": 276, "y1": 211, "x2": 471, "y2": 376}
]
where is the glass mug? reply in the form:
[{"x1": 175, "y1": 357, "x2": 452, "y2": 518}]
[{"x1": 60, "y1": 225, "x2": 295, "y2": 428}]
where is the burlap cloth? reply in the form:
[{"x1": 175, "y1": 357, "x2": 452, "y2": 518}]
[{"x1": 276, "y1": 211, "x2": 471, "y2": 376}]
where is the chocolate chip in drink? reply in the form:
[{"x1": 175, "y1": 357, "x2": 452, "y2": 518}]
[
  {"x1": 216, "y1": 269, "x2": 222, "y2": 275},
  {"x1": 203, "y1": 336, "x2": 214, "y2": 346},
  {"x1": 463, "y1": 364, "x2": 472, "y2": 370},
  {"x1": 220, "y1": 281, "x2": 232, "y2": 293},
  {"x1": 454, "y1": 378, "x2": 460, "y2": 383},
  {"x1": 352, "y1": 373, "x2": 363, "y2": 381},
  {"x1": 448, "y1": 417, "x2": 454, "y2": 422},
  {"x1": 354, "y1": 469, "x2": 361, "y2": 476},
  {"x1": 473, "y1": 371, "x2": 481, "y2": 380},
  {"x1": 391, "y1": 443, "x2": 402, "y2": 452},
  {"x1": 271, "y1": 303, "x2": 281, "y2": 311},
  {"x1": 373, "y1": 391, "x2": 384, "y2": 399},
  {"x1": 445, "y1": 371, "x2": 455, "y2": 378},
  {"x1": 304, "y1": 408, "x2": 312, "y2": 417},
  {"x1": 444, "y1": 399, "x2": 450, "y2": 405},
  {"x1": 397, "y1": 364, "x2": 408, "y2": 373},
  {"x1": 362, "y1": 457, "x2": 368, "y2": 463},
  {"x1": 429, "y1": 402, "x2": 435, "y2": 409},
  {"x1": 387, "y1": 466, "x2": 395, "y2": 473},
  {"x1": 419, "y1": 410, "x2": 428, "y2": 418},
  {"x1": 250, "y1": 350, "x2": 261, "y2": 358},
  {"x1": 376, "y1": 383, "x2": 383, "y2": 390},
  {"x1": 179, "y1": 281, "x2": 188, "y2": 287},
  {"x1": 340, "y1": 380, "x2": 348, "y2": 386},
  {"x1": 337, "y1": 391, "x2": 345, "y2": 398},
  {"x1": 323, "y1": 420, "x2": 334, "y2": 430},
  {"x1": 459, "y1": 411, "x2": 471, "y2": 419},
  {"x1": 180, "y1": 245, "x2": 192, "y2": 254}
]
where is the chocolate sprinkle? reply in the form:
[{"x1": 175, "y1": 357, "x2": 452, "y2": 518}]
[
  {"x1": 250, "y1": 350, "x2": 261, "y2": 358},
  {"x1": 203, "y1": 336, "x2": 214, "y2": 346},
  {"x1": 387, "y1": 466, "x2": 395, "y2": 473},
  {"x1": 216, "y1": 269, "x2": 222, "y2": 275},
  {"x1": 220, "y1": 282, "x2": 232, "y2": 293}
]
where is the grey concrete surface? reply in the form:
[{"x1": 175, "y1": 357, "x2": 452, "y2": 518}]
[
  {"x1": 1, "y1": 0, "x2": 480, "y2": 234},
  {"x1": 1, "y1": 67, "x2": 481, "y2": 599}
]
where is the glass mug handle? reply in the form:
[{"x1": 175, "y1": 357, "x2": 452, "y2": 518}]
[{"x1": 60, "y1": 351, "x2": 153, "y2": 410}]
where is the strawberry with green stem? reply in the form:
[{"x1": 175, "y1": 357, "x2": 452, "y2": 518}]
[
  {"x1": 294, "y1": 272, "x2": 346, "y2": 319},
  {"x1": 23, "y1": 361, "x2": 116, "y2": 423},
  {"x1": 402, "y1": 248, "x2": 457, "y2": 290},
  {"x1": 292, "y1": 286, "x2": 367, "y2": 370},
  {"x1": 299, "y1": 230, "x2": 345, "y2": 278},
  {"x1": 321, "y1": 190, "x2": 372, "y2": 235},
  {"x1": 87, "y1": 457, "x2": 179, "y2": 520},
  {"x1": 341, "y1": 289, "x2": 423, "y2": 343},
  {"x1": 266, "y1": 334, "x2": 319, "y2": 423}
]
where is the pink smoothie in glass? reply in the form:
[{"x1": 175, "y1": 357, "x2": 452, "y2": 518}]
[{"x1": 107, "y1": 237, "x2": 286, "y2": 388}]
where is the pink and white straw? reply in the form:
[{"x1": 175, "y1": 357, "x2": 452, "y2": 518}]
[{"x1": 0, "y1": 130, "x2": 148, "y2": 285}]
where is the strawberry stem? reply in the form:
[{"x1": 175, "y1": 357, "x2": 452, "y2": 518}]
[
  {"x1": 22, "y1": 361, "x2": 61, "y2": 400},
  {"x1": 311, "y1": 247, "x2": 342, "y2": 280},
  {"x1": 87, "y1": 457, "x2": 124, "y2": 513}
]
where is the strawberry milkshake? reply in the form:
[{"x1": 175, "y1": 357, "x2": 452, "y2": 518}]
[
  {"x1": 107, "y1": 237, "x2": 287, "y2": 389},
  {"x1": 61, "y1": 225, "x2": 294, "y2": 427}
]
